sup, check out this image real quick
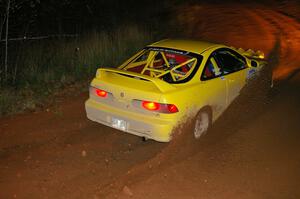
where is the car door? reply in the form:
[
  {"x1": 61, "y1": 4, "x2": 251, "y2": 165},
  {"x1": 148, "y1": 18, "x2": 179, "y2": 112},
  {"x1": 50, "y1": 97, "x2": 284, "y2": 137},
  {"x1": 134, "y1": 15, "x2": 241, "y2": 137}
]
[
  {"x1": 213, "y1": 49, "x2": 248, "y2": 104},
  {"x1": 200, "y1": 56, "x2": 227, "y2": 119}
]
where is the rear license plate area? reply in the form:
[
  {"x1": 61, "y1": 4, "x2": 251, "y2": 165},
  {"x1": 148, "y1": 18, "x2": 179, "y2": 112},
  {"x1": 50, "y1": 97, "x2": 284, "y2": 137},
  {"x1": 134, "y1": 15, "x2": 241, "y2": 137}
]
[{"x1": 111, "y1": 117, "x2": 127, "y2": 131}]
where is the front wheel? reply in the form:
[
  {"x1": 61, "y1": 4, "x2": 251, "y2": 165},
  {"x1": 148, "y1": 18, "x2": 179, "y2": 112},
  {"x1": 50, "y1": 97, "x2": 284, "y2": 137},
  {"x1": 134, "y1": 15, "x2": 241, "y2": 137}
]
[{"x1": 194, "y1": 110, "x2": 211, "y2": 139}]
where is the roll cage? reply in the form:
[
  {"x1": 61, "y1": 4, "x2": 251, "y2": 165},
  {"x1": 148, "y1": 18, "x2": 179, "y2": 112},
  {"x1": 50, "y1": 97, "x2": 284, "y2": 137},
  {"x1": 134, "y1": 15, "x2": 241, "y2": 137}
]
[{"x1": 121, "y1": 47, "x2": 203, "y2": 83}]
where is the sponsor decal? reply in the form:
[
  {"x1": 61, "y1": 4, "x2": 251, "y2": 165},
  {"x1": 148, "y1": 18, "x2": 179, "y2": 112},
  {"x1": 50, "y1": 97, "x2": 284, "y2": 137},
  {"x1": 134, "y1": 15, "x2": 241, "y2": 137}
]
[{"x1": 147, "y1": 47, "x2": 189, "y2": 55}]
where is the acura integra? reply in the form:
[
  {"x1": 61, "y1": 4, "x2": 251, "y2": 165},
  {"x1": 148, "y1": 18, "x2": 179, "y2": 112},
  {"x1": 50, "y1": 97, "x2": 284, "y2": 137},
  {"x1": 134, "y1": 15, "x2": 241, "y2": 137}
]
[{"x1": 85, "y1": 39, "x2": 268, "y2": 142}]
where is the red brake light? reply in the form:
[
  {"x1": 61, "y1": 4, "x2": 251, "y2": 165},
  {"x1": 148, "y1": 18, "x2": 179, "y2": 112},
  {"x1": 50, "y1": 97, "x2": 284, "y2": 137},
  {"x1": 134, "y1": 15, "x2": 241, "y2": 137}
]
[
  {"x1": 140, "y1": 100, "x2": 178, "y2": 113},
  {"x1": 95, "y1": 88, "x2": 107, "y2": 97},
  {"x1": 167, "y1": 104, "x2": 179, "y2": 113},
  {"x1": 142, "y1": 101, "x2": 160, "y2": 111}
]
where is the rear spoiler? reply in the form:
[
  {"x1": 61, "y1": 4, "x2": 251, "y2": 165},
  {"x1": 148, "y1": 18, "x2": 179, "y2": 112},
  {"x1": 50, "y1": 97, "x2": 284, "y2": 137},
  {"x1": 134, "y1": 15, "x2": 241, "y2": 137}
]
[
  {"x1": 232, "y1": 47, "x2": 265, "y2": 60},
  {"x1": 96, "y1": 68, "x2": 176, "y2": 93}
]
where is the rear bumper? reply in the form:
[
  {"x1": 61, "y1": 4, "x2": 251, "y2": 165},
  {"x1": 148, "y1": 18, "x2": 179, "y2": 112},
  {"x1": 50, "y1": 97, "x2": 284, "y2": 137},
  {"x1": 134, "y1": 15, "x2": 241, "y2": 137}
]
[{"x1": 85, "y1": 99, "x2": 176, "y2": 142}]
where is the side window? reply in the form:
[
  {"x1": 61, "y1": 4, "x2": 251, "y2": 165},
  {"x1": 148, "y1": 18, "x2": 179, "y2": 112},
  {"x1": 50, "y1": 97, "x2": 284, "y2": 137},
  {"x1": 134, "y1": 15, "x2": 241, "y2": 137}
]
[
  {"x1": 201, "y1": 57, "x2": 222, "y2": 80},
  {"x1": 214, "y1": 50, "x2": 246, "y2": 75}
]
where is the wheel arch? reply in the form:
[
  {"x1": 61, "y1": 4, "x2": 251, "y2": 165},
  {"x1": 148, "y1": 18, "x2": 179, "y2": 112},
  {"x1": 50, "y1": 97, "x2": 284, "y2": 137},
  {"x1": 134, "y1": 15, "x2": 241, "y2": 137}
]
[{"x1": 197, "y1": 105, "x2": 213, "y2": 124}]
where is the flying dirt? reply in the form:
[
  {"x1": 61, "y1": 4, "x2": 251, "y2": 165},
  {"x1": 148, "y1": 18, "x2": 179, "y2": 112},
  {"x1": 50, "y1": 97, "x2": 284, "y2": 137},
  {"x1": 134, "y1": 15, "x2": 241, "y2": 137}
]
[{"x1": 1, "y1": 3, "x2": 300, "y2": 199}]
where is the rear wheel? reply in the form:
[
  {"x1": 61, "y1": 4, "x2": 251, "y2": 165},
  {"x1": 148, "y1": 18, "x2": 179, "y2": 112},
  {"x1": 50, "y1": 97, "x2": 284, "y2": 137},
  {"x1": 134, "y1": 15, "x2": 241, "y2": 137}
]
[{"x1": 194, "y1": 110, "x2": 211, "y2": 139}]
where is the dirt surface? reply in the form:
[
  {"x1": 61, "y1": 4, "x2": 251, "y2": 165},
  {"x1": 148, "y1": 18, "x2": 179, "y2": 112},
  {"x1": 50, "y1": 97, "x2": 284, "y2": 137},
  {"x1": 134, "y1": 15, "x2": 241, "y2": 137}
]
[{"x1": 1, "y1": 3, "x2": 300, "y2": 199}]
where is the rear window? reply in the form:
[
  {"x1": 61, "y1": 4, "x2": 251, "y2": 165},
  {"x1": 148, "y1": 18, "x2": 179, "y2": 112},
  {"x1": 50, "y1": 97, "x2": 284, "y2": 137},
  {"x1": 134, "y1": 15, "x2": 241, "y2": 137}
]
[{"x1": 121, "y1": 47, "x2": 202, "y2": 83}]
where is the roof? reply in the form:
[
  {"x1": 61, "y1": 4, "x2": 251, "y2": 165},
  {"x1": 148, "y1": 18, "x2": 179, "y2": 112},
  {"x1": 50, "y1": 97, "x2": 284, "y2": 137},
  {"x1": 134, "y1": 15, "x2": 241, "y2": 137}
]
[{"x1": 148, "y1": 39, "x2": 222, "y2": 55}]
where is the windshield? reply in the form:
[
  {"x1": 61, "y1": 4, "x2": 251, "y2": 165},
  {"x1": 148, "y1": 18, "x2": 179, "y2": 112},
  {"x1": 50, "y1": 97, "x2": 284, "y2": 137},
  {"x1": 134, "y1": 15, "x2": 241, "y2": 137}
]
[{"x1": 121, "y1": 47, "x2": 203, "y2": 83}]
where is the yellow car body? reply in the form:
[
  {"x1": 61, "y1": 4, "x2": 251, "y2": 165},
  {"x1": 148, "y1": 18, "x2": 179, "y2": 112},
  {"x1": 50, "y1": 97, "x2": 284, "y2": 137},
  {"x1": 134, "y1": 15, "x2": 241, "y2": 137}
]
[{"x1": 85, "y1": 39, "x2": 266, "y2": 142}]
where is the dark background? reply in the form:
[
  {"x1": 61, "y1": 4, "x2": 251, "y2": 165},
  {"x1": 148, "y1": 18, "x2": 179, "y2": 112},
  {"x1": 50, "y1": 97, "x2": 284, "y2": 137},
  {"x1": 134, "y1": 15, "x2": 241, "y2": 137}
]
[
  {"x1": 0, "y1": 0, "x2": 172, "y2": 39},
  {"x1": 1, "y1": 0, "x2": 298, "y2": 39}
]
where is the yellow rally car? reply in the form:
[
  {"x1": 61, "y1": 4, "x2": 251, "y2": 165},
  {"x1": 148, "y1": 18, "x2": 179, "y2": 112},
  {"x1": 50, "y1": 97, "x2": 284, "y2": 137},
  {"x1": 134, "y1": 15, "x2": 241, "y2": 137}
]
[{"x1": 85, "y1": 39, "x2": 267, "y2": 142}]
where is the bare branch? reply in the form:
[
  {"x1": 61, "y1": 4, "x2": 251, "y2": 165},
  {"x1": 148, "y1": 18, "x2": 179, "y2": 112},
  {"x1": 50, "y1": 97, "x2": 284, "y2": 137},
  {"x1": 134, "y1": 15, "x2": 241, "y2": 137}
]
[
  {"x1": 4, "y1": 0, "x2": 10, "y2": 81},
  {"x1": 0, "y1": 34, "x2": 78, "y2": 42}
]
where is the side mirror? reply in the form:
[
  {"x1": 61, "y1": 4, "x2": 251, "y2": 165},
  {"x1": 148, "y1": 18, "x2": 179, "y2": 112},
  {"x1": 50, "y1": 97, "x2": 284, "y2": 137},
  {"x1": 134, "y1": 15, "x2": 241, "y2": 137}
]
[{"x1": 250, "y1": 60, "x2": 258, "y2": 67}]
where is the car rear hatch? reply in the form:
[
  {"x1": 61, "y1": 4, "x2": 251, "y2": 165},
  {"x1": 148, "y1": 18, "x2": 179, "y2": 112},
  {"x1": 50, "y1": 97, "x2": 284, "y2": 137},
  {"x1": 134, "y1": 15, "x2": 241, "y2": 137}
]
[{"x1": 90, "y1": 68, "x2": 176, "y2": 114}]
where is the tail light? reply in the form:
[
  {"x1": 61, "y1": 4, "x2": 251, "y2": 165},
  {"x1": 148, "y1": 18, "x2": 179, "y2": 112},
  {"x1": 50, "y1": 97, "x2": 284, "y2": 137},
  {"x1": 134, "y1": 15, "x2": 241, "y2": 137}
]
[
  {"x1": 167, "y1": 104, "x2": 178, "y2": 113},
  {"x1": 95, "y1": 88, "x2": 107, "y2": 97},
  {"x1": 135, "y1": 100, "x2": 178, "y2": 113},
  {"x1": 142, "y1": 101, "x2": 160, "y2": 111},
  {"x1": 90, "y1": 87, "x2": 108, "y2": 98}
]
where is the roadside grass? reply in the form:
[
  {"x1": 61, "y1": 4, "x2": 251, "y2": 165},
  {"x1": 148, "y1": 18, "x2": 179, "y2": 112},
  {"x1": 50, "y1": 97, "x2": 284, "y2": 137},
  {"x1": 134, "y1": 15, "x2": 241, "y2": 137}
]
[{"x1": 0, "y1": 25, "x2": 155, "y2": 116}]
